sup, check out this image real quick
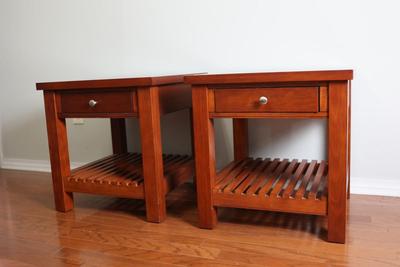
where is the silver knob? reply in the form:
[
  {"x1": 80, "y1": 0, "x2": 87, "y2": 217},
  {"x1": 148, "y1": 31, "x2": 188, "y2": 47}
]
[
  {"x1": 259, "y1": 96, "x2": 268, "y2": 105},
  {"x1": 88, "y1": 99, "x2": 97, "y2": 107}
]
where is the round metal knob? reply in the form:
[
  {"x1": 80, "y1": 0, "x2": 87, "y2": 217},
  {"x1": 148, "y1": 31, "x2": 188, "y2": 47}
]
[
  {"x1": 88, "y1": 99, "x2": 97, "y2": 107},
  {"x1": 259, "y1": 96, "x2": 268, "y2": 105}
]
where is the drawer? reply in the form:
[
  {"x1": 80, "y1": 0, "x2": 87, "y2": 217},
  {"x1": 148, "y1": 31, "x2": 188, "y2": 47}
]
[
  {"x1": 59, "y1": 89, "x2": 136, "y2": 117},
  {"x1": 214, "y1": 87, "x2": 319, "y2": 113}
]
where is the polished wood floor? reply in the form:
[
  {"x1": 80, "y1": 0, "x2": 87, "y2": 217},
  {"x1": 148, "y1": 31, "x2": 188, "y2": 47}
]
[{"x1": 1, "y1": 169, "x2": 399, "y2": 267}]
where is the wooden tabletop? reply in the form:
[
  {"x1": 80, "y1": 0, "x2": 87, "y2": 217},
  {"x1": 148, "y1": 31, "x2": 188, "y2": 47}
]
[
  {"x1": 36, "y1": 74, "x2": 189, "y2": 91},
  {"x1": 184, "y1": 70, "x2": 353, "y2": 84}
]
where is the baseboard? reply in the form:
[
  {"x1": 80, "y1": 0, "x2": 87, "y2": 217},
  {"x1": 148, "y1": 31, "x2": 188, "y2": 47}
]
[
  {"x1": 351, "y1": 176, "x2": 400, "y2": 197},
  {"x1": 0, "y1": 157, "x2": 87, "y2": 173}
]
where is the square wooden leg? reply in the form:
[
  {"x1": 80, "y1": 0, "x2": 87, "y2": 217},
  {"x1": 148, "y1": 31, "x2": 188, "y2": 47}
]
[
  {"x1": 189, "y1": 108, "x2": 197, "y2": 188},
  {"x1": 328, "y1": 81, "x2": 349, "y2": 243},
  {"x1": 192, "y1": 86, "x2": 217, "y2": 229},
  {"x1": 43, "y1": 91, "x2": 74, "y2": 212},
  {"x1": 138, "y1": 86, "x2": 166, "y2": 223},
  {"x1": 110, "y1": 118, "x2": 127, "y2": 154},
  {"x1": 233, "y1": 118, "x2": 249, "y2": 161}
]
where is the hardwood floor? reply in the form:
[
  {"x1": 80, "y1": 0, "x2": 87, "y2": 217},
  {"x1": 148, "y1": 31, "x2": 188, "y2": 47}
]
[{"x1": 0, "y1": 169, "x2": 399, "y2": 267}]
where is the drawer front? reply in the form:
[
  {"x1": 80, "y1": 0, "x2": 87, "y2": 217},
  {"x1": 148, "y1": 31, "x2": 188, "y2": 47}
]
[
  {"x1": 60, "y1": 90, "x2": 136, "y2": 116},
  {"x1": 214, "y1": 87, "x2": 319, "y2": 113}
]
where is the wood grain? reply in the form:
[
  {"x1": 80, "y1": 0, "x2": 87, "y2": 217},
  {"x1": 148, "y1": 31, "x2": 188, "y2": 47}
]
[
  {"x1": 59, "y1": 89, "x2": 136, "y2": 116},
  {"x1": 328, "y1": 81, "x2": 349, "y2": 243},
  {"x1": 232, "y1": 119, "x2": 248, "y2": 161},
  {"x1": 43, "y1": 91, "x2": 74, "y2": 212},
  {"x1": 188, "y1": 70, "x2": 352, "y2": 243},
  {"x1": 39, "y1": 74, "x2": 194, "y2": 224},
  {"x1": 37, "y1": 74, "x2": 190, "y2": 90},
  {"x1": 110, "y1": 118, "x2": 127, "y2": 154},
  {"x1": 138, "y1": 86, "x2": 167, "y2": 223},
  {"x1": 185, "y1": 69, "x2": 353, "y2": 84},
  {"x1": 319, "y1": 85, "x2": 328, "y2": 112},
  {"x1": 192, "y1": 85, "x2": 218, "y2": 229},
  {"x1": 1, "y1": 169, "x2": 400, "y2": 267},
  {"x1": 214, "y1": 87, "x2": 319, "y2": 113},
  {"x1": 210, "y1": 112, "x2": 328, "y2": 119}
]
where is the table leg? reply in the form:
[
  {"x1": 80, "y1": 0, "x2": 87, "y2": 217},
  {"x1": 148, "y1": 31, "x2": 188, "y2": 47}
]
[
  {"x1": 233, "y1": 119, "x2": 249, "y2": 161},
  {"x1": 43, "y1": 91, "x2": 73, "y2": 212},
  {"x1": 189, "y1": 108, "x2": 196, "y2": 187},
  {"x1": 328, "y1": 81, "x2": 349, "y2": 243},
  {"x1": 192, "y1": 86, "x2": 217, "y2": 229},
  {"x1": 110, "y1": 118, "x2": 127, "y2": 154},
  {"x1": 138, "y1": 86, "x2": 166, "y2": 223}
]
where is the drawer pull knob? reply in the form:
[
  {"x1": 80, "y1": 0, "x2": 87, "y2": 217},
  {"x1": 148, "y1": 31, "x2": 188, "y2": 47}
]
[
  {"x1": 88, "y1": 99, "x2": 98, "y2": 107},
  {"x1": 259, "y1": 96, "x2": 268, "y2": 105}
]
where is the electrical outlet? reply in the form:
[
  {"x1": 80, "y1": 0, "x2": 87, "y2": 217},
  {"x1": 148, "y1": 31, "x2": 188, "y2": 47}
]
[{"x1": 72, "y1": 118, "x2": 85, "y2": 125}]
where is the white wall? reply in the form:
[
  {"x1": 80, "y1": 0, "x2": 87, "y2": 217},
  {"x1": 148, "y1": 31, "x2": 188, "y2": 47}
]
[{"x1": 1, "y1": 0, "x2": 400, "y2": 196}]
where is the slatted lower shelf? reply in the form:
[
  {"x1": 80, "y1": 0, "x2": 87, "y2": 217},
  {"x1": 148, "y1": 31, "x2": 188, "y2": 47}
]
[
  {"x1": 65, "y1": 153, "x2": 193, "y2": 199},
  {"x1": 213, "y1": 158, "x2": 328, "y2": 215}
]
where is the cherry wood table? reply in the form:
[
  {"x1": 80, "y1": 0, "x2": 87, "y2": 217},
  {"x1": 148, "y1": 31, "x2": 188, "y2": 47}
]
[
  {"x1": 186, "y1": 70, "x2": 353, "y2": 243},
  {"x1": 37, "y1": 75, "x2": 194, "y2": 223}
]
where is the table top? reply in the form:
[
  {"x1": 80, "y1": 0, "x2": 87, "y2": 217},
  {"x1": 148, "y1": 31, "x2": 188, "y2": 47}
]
[
  {"x1": 184, "y1": 70, "x2": 353, "y2": 85},
  {"x1": 36, "y1": 74, "x2": 191, "y2": 91}
]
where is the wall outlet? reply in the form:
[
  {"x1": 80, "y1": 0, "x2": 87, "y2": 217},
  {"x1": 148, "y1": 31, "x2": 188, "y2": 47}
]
[{"x1": 72, "y1": 118, "x2": 85, "y2": 125}]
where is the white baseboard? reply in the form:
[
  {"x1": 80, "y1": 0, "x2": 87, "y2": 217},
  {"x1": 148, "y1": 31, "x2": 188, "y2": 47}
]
[
  {"x1": 1, "y1": 157, "x2": 399, "y2": 197},
  {"x1": 351, "y1": 176, "x2": 400, "y2": 197},
  {"x1": 0, "y1": 157, "x2": 87, "y2": 173}
]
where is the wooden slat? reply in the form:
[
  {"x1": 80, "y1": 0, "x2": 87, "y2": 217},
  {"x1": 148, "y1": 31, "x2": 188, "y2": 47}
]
[
  {"x1": 103, "y1": 155, "x2": 143, "y2": 186},
  {"x1": 70, "y1": 155, "x2": 130, "y2": 182},
  {"x1": 66, "y1": 153, "x2": 193, "y2": 200},
  {"x1": 78, "y1": 154, "x2": 139, "y2": 185},
  {"x1": 257, "y1": 159, "x2": 289, "y2": 196},
  {"x1": 245, "y1": 159, "x2": 280, "y2": 195},
  {"x1": 213, "y1": 158, "x2": 328, "y2": 215},
  {"x1": 292, "y1": 160, "x2": 317, "y2": 199},
  {"x1": 316, "y1": 173, "x2": 328, "y2": 200},
  {"x1": 218, "y1": 159, "x2": 258, "y2": 192},
  {"x1": 269, "y1": 159, "x2": 298, "y2": 197},
  {"x1": 212, "y1": 158, "x2": 328, "y2": 216},
  {"x1": 281, "y1": 160, "x2": 307, "y2": 198},
  {"x1": 308, "y1": 161, "x2": 327, "y2": 199},
  {"x1": 234, "y1": 158, "x2": 270, "y2": 194},
  {"x1": 89, "y1": 154, "x2": 140, "y2": 184},
  {"x1": 72, "y1": 153, "x2": 129, "y2": 174},
  {"x1": 222, "y1": 158, "x2": 262, "y2": 193},
  {"x1": 215, "y1": 158, "x2": 253, "y2": 189},
  {"x1": 71, "y1": 153, "x2": 123, "y2": 173},
  {"x1": 216, "y1": 159, "x2": 247, "y2": 184}
]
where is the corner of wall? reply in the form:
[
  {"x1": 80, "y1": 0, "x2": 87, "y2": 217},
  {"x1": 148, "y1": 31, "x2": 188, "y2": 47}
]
[{"x1": 0, "y1": 117, "x2": 3, "y2": 169}]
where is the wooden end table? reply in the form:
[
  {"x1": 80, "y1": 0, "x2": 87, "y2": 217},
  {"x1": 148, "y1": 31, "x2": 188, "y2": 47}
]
[
  {"x1": 186, "y1": 70, "x2": 352, "y2": 243},
  {"x1": 37, "y1": 75, "x2": 194, "y2": 223}
]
